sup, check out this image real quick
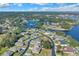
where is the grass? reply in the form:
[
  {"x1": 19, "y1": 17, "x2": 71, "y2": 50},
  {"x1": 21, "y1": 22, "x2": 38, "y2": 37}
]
[
  {"x1": 0, "y1": 47, "x2": 9, "y2": 55},
  {"x1": 13, "y1": 52, "x2": 21, "y2": 56},
  {"x1": 39, "y1": 48, "x2": 51, "y2": 56},
  {"x1": 65, "y1": 36, "x2": 79, "y2": 47}
]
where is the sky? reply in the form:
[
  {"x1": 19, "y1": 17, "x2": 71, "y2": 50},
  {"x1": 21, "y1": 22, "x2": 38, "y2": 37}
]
[{"x1": 0, "y1": 3, "x2": 79, "y2": 12}]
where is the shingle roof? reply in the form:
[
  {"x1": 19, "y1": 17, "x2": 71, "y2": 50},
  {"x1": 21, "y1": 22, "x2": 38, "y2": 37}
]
[
  {"x1": 3, "y1": 51, "x2": 13, "y2": 56},
  {"x1": 63, "y1": 46, "x2": 75, "y2": 53},
  {"x1": 60, "y1": 40, "x2": 67, "y2": 44}
]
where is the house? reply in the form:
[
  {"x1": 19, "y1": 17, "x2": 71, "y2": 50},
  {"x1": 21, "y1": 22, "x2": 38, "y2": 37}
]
[
  {"x1": 32, "y1": 41, "x2": 42, "y2": 54},
  {"x1": 3, "y1": 51, "x2": 13, "y2": 56},
  {"x1": 60, "y1": 40, "x2": 68, "y2": 46},
  {"x1": 24, "y1": 53, "x2": 32, "y2": 56},
  {"x1": 62, "y1": 46, "x2": 76, "y2": 56},
  {"x1": 51, "y1": 22, "x2": 59, "y2": 27},
  {"x1": 24, "y1": 40, "x2": 28, "y2": 45},
  {"x1": 14, "y1": 46, "x2": 25, "y2": 53},
  {"x1": 18, "y1": 48, "x2": 25, "y2": 53},
  {"x1": 21, "y1": 32, "x2": 26, "y2": 35},
  {"x1": 54, "y1": 35, "x2": 63, "y2": 40},
  {"x1": 21, "y1": 46, "x2": 26, "y2": 51},
  {"x1": 75, "y1": 47, "x2": 79, "y2": 53},
  {"x1": 32, "y1": 46, "x2": 41, "y2": 54},
  {"x1": 15, "y1": 41, "x2": 24, "y2": 47},
  {"x1": 18, "y1": 37, "x2": 25, "y2": 42},
  {"x1": 54, "y1": 37, "x2": 68, "y2": 51},
  {"x1": 54, "y1": 35, "x2": 67, "y2": 44},
  {"x1": 0, "y1": 27, "x2": 2, "y2": 34},
  {"x1": 9, "y1": 46, "x2": 18, "y2": 52}
]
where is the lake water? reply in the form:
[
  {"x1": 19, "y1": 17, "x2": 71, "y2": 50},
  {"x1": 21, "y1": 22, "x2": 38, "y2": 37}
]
[{"x1": 68, "y1": 25, "x2": 79, "y2": 41}]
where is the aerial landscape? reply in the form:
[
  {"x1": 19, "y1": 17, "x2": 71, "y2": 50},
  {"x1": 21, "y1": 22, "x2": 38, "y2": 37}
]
[{"x1": 0, "y1": 3, "x2": 79, "y2": 56}]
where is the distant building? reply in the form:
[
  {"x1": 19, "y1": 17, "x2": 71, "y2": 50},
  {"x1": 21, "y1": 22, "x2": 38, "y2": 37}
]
[
  {"x1": 51, "y1": 22, "x2": 59, "y2": 26},
  {"x1": 0, "y1": 27, "x2": 2, "y2": 34}
]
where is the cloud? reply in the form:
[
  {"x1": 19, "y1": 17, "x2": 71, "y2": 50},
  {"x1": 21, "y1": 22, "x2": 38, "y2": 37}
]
[
  {"x1": 52, "y1": 3, "x2": 79, "y2": 11},
  {"x1": 31, "y1": 3, "x2": 48, "y2": 5},
  {"x1": 26, "y1": 3, "x2": 79, "y2": 11},
  {"x1": 17, "y1": 3, "x2": 23, "y2": 7},
  {"x1": 0, "y1": 3, "x2": 9, "y2": 7},
  {"x1": 13, "y1": 3, "x2": 23, "y2": 7},
  {"x1": 0, "y1": 3, "x2": 79, "y2": 12}
]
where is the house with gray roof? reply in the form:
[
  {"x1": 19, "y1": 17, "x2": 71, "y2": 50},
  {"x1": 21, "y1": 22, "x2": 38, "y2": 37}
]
[
  {"x1": 9, "y1": 46, "x2": 18, "y2": 52},
  {"x1": 15, "y1": 41, "x2": 24, "y2": 47},
  {"x1": 3, "y1": 51, "x2": 13, "y2": 56}
]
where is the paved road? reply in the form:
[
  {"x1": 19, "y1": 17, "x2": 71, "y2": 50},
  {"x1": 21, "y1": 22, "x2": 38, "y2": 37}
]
[
  {"x1": 39, "y1": 32, "x2": 56, "y2": 56},
  {"x1": 21, "y1": 31, "x2": 56, "y2": 56},
  {"x1": 21, "y1": 36, "x2": 39, "y2": 56},
  {"x1": 48, "y1": 29, "x2": 69, "y2": 32}
]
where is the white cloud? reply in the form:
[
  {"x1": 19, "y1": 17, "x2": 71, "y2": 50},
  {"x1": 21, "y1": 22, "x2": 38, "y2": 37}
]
[
  {"x1": 32, "y1": 3, "x2": 48, "y2": 5},
  {"x1": 13, "y1": 3, "x2": 23, "y2": 7},
  {"x1": 0, "y1": 3, "x2": 9, "y2": 7},
  {"x1": 52, "y1": 3, "x2": 79, "y2": 11},
  {"x1": 27, "y1": 3, "x2": 79, "y2": 11},
  {"x1": 17, "y1": 3, "x2": 23, "y2": 7}
]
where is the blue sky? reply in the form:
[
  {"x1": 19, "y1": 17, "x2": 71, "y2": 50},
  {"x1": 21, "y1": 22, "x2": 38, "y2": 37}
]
[{"x1": 0, "y1": 3, "x2": 79, "y2": 11}]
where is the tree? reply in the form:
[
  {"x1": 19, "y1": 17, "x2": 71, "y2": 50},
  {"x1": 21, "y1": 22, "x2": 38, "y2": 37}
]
[{"x1": 42, "y1": 40, "x2": 52, "y2": 49}]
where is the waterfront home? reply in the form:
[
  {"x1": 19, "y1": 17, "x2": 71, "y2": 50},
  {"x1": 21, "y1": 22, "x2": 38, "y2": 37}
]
[
  {"x1": 63, "y1": 46, "x2": 76, "y2": 56},
  {"x1": 55, "y1": 39, "x2": 68, "y2": 51},
  {"x1": 54, "y1": 37, "x2": 68, "y2": 52},
  {"x1": 44, "y1": 32, "x2": 50, "y2": 35},
  {"x1": 60, "y1": 40, "x2": 68, "y2": 46},
  {"x1": 3, "y1": 51, "x2": 13, "y2": 56},
  {"x1": 54, "y1": 35, "x2": 62, "y2": 40},
  {"x1": 51, "y1": 22, "x2": 59, "y2": 26}
]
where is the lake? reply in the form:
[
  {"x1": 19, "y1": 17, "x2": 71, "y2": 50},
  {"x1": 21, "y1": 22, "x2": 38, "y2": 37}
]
[{"x1": 68, "y1": 25, "x2": 79, "y2": 41}]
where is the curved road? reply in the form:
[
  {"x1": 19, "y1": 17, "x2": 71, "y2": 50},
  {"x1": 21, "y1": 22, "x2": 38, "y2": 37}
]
[
  {"x1": 21, "y1": 31, "x2": 56, "y2": 56},
  {"x1": 21, "y1": 36, "x2": 39, "y2": 56},
  {"x1": 39, "y1": 32, "x2": 56, "y2": 56}
]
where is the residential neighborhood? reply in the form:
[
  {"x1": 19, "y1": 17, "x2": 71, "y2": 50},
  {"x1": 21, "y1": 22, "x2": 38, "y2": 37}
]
[{"x1": 0, "y1": 11, "x2": 79, "y2": 56}]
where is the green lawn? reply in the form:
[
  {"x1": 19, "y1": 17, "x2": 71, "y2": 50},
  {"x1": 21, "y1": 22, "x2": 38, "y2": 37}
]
[{"x1": 0, "y1": 47, "x2": 9, "y2": 55}]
